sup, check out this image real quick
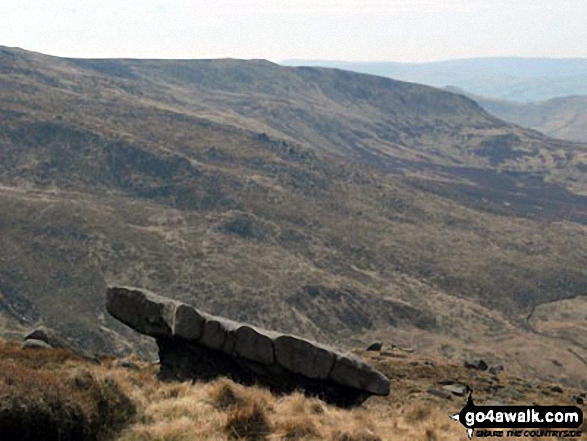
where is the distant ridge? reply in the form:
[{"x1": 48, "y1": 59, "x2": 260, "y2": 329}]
[
  {"x1": 282, "y1": 57, "x2": 587, "y2": 102},
  {"x1": 445, "y1": 86, "x2": 587, "y2": 143}
]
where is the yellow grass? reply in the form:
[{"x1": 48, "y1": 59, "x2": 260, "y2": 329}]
[{"x1": 113, "y1": 374, "x2": 470, "y2": 441}]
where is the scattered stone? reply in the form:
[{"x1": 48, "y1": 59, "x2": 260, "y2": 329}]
[
  {"x1": 117, "y1": 359, "x2": 140, "y2": 371},
  {"x1": 442, "y1": 383, "x2": 468, "y2": 397},
  {"x1": 380, "y1": 351, "x2": 407, "y2": 359},
  {"x1": 464, "y1": 358, "x2": 489, "y2": 371},
  {"x1": 106, "y1": 286, "x2": 391, "y2": 407},
  {"x1": 366, "y1": 342, "x2": 382, "y2": 351},
  {"x1": 574, "y1": 396, "x2": 584, "y2": 405},
  {"x1": 482, "y1": 400, "x2": 506, "y2": 406},
  {"x1": 495, "y1": 386, "x2": 523, "y2": 402},
  {"x1": 477, "y1": 360, "x2": 489, "y2": 371},
  {"x1": 400, "y1": 347, "x2": 415, "y2": 353},
  {"x1": 21, "y1": 338, "x2": 52, "y2": 350},
  {"x1": 489, "y1": 365, "x2": 504, "y2": 375},
  {"x1": 427, "y1": 388, "x2": 452, "y2": 400},
  {"x1": 550, "y1": 385, "x2": 563, "y2": 394}
]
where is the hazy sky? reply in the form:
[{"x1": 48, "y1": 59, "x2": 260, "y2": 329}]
[{"x1": 1, "y1": 0, "x2": 586, "y2": 62}]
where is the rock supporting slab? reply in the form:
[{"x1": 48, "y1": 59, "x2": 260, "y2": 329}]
[
  {"x1": 106, "y1": 286, "x2": 390, "y2": 406},
  {"x1": 23, "y1": 326, "x2": 100, "y2": 363}
]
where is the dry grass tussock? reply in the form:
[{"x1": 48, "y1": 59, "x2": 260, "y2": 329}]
[
  {"x1": 115, "y1": 374, "x2": 468, "y2": 441},
  {"x1": 0, "y1": 341, "x2": 136, "y2": 441}
]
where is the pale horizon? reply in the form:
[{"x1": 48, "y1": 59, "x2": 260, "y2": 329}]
[{"x1": 1, "y1": 0, "x2": 586, "y2": 63}]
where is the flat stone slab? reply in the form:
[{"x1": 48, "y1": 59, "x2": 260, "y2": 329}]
[{"x1": 106, "y1": 286, "x2": 391, "y2": 406}]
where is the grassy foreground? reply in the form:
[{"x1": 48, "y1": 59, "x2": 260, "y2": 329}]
[{"x1": 0, "y1": 339, "x2": 584, "y2": 441}]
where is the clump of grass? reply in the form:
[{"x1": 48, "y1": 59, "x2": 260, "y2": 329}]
[
  {"x1": 332, "y1": 428, "x2": 382, "y2": 441},
  {"x1": 404, "y1": 404, "x2": 431, "y2": 423},
  {"x1": 308, "y1": 400, "x2": 325, "y2": 415},
  {"x1": 209, "y1": 378, "x2": 244, "y2": 410},
  {"x1": 279, "y1": 417, "x2": 320, "y2": 440},
  {"x1": 0, "y1": 360, "x2": 135, "y2": 441},
  {"x1": 425, "y1": 428, "x2": 438, "y2": 441},
  {"x1": 225, "y1": 402, "x2": 271, "y2": 440}
]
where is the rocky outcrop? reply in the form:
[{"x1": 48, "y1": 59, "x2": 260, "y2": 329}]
[{"x1": 106, "y1": 286, "x2": 390, "y2": 407}]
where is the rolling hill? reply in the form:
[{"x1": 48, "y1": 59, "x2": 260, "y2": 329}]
[{"x1": 0, "y1": 46, "x2": 586, "y2": 385}]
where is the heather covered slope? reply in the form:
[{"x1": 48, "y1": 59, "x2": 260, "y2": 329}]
[{"x1": 0, "y1": 47, "x2": 585, "y2": 383}]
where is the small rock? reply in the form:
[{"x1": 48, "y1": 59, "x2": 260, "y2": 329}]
[
  {"x1": 464, "y1": 358, "x2": 488, "y2": 371},
  {"x1": 21, "y1": 338, "x2": 52, "y2": 350},
  {"x1": 551, "y1": 385, "x2": 563, "y2": 394},
  {"x1": 380, "y1": 352, "x2": 407, "y2": 359},
  {"x1": 438, "y1": 379, "x2": 455, "y2": 385},
  {"x1": 477, "y1": 360, "x2": 489, "y2": 371},
  {"x1": 482, "y1": 399, "x2": 506, "y2": 406},
  {"x1": 117, "y1": 359, "x2": 140, "y2": 371},
  {"x1": 366, "y1": 342, "x2": 383, "y2": 351},
  {"x1": 427, "y1": 388, "x2": 452, "y2": 400},
  {"x1": 574, "y1": 396, "x2": 584, "y2": 405},
  {"x1": 489, "y1": 365, "x2": 504, "y2": 375},
  {"x1": 442, "y1": 384, "x2": 468, "y2": 397},
  {"x1": 496, "y1": 387, "x2": 523, "y2": 402},
  {"x1": 401, "y1": 347, "x2": 415, "y2": 353}
]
